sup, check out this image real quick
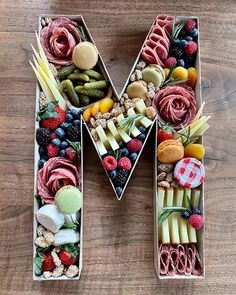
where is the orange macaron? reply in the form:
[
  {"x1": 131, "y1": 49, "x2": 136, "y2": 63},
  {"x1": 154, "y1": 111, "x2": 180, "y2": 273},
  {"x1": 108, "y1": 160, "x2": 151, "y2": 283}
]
[{"x1": 157, "y1": 139, "x2": 184, "y2": 164}]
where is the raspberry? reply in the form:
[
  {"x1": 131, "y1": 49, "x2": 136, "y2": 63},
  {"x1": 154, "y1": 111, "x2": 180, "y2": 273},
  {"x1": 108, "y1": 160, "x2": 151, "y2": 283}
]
[
  {"x1": 164, "y1": 57, "x2": 177, "y2": 69},
  {"x1": 46, "y1": 144, "x2": 59, "y2": 158},
  {"x1": 102, "y1": 156, "x2": 117, "y2": 171},
  {"x1": 188, "y1": 214, "x2": 204, "y2": 229},
  {"x1": 118, "y1": 157, "x2": 132, "y2": 171},
  {"x1": 184, "y1": 41, "x2": 197, "y2": 55},
  {"x1": 50, "y1": 132, "x2": 58, "y2": 140},
  {"x1": 185, "y1": 19, "x2": 196, "y2": 32},
  {"x1": 127, "y1": 139, "x2": 143, "y2": 153},
  {"x1": 66, "y1": 147, "x2": 76, "y2": 161}
]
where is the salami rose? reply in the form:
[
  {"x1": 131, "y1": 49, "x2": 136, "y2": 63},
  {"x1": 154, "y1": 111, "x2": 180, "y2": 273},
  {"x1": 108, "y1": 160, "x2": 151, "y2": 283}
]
[
  {"x1": 41, "y1": 17, "x2": 81, "y2": 65},
  {"x1": 153, "y1": 85, "x2": 197, "y2": 130},
  {"x1": 37, "y1": 157, "x2": 80, "y2": 204}
]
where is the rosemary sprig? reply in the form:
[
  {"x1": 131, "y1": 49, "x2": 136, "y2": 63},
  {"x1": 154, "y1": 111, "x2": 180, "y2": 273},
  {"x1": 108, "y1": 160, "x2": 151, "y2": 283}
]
[
  {"x1": 67, "y1": 140, "x2": 81, "y2": 154},
  {"x1": 163, "y1": 64, "x2": 187, "y2": 87},
  {"x1": 114, "y1": 149, "x2": 122, "y2": 160},
  {"x1": 117, "y1": 114, "x2": 144, "y2": 135},
  {"x1": 62, "y1": 214, "x2": 80, "y2": 230},
  {"x1": 179, "y1": 124, "x2": 200, "y2": 146},
  {"x1": 165, "y1": 16, "x2": 186, "y2": 40},
  {"x1": 77, "y1": 26, "x2": 89, "y2": 41},
  {"x1": 158, "y1": 206, "x2": 188, "y2": 226}
]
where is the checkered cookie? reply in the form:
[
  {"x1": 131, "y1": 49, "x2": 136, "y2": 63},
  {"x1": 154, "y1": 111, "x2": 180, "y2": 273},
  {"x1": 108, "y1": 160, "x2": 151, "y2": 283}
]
[{"x1": 174, "y1": 157, "x2": 205, "y2": 188}]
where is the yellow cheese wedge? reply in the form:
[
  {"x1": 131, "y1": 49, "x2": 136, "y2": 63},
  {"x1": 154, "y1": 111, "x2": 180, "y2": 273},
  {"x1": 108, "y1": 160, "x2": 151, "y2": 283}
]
[
  {"x1": 107, "y1": 132, "x2": 119, "y2": 151},
  {"x1": 107, "y1": 120, "x2": 121, "y2": 141},
  {"x1": 96, "y1": 139, "x2": 107, "y2": 156},
  {"x1": 135, "y1": 99, "x2": 146, "y2": 115},
  {"x1": 170, "y1": 188, "x2": 180, "y2": 244},
  {"x1": 96, "y1": 126, "x2": 110, "y2": 149}
]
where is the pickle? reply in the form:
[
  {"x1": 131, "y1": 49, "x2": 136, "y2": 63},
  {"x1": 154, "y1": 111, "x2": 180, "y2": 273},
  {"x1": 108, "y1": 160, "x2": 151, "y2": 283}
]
[
  {"x1": 74, "y1": 69, "x2": 80, "y2": 73},
  {"x1": 80, "y1": 95, "x2": 90, "y2": 106},
  {"x1": 61, "y1": 80, "x2": 80, "y2": 107},
  {"x1": 89, "y1": 78, "x2": 97, "y2": 83},
  {"x1": 75, "y1": 86, "x2": 105, "y2": 99},
  {"x1": 75, "y1": 81, "x2": 84, "y2": 87},
  {"x1": 84, "y1": 80, "x2": 109, "y2": 90},
  {"x1": 67, "y1": 73, "x2": 90, "y2": 82},
  {"x1": 57, "y1": 65, "x2": 76, "y2": 80},
  {"x1": 83, "y1": 69, "x2": 104, "y2": 80}
]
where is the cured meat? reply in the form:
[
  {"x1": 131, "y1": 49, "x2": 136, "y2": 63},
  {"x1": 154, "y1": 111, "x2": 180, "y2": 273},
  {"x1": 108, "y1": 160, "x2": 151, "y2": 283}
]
[
  {"x1": 37, "y1": 157, "x2": 81, "y2": 204},
  {"x1": 153, "y1": 85, "x2": 197, "y2": 130},
  {"x1": 41, "y1": 17, "x2": 81, "y2": 65},
  {"x1": 159, "y1": 244, "x2": 203, "y2": 276}
]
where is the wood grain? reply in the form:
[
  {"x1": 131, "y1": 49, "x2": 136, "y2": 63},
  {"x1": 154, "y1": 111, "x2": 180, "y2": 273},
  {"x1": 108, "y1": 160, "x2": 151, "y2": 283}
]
[{"x1": 0, "y1": 0, "x2": 236, "y2": 294}]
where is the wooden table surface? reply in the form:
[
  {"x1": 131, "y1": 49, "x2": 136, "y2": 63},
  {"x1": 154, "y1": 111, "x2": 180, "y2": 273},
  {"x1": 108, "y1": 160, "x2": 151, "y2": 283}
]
[{"x1": 1, "y1": 0, "x2": 236, "y2": 294}]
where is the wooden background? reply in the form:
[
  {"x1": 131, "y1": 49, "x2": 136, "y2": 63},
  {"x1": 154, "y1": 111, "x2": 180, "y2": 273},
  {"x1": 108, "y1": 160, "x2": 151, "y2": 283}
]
[{"x1": 0, "y1": 0, "x2": 236, "y2": 294}]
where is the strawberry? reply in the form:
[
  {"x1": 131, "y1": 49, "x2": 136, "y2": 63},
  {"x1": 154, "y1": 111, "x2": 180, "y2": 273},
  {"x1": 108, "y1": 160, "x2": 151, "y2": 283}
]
[
  {"x1": 66, "y1": 141, "x2": 81, "y2": 161},
  {"x1": 38, "y1": 101, "x2": 66, "y2": 130},
  {"x1": 46, "y1": 143, "x2": 59, "y2": 158},
  {"x1": 59, "y1": 244, "x2": 79, "y2": 266},
  {"x1": 42, "y1": 252, "x2": 55, "y2": 271},
  {"x1": 157, "y1": 122, "x2": 175, "y2": 144},
  {"x1": 185, "y1": 19, "x2": 196, "y2": 32}
]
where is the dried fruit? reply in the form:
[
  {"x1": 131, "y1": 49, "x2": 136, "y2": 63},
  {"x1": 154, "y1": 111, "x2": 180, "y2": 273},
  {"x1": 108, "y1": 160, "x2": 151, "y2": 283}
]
[{"x1": 187, "y1": 67, "x2": 197, "y2": 87}]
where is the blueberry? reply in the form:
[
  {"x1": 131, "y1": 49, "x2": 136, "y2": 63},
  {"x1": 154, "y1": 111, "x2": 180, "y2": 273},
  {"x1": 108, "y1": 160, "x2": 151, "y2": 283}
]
[
  {"x1": 109, "y1": 170, "x2": 117, "y2": 180},
  {"x1": 185, "y1": 36, "x2": 193, "y2": 41},
  {"x1": 179, "y1": 30, "x2": 186, "y2": 38},
  {"x1": 173, "y1": 38, "x2": 181, "y2": 46},
  {"x1": 60, "y1": 122, "x2": 71, "y2": 130},
  {"x1": 177, "y1": 59, "x2": 185, "y2": 67},
  {"x1": 193, "y1": 208, "x2": 201, "y2": 215},
  {"x1": 78, "y1": 109, "x2": 84, "y2": 115},
  {"x1": 121, "y1": 147, "x2": 129, "y2": 157},
  {"x1": 66, "y1": 110, "x2": 72, "y2": 116},
  {"x1": 71, "y1": 109, "x2": 80, "y2": 118},
  {"x1": 51, "y1": 138, "x2": 61, "y2": 147},
  {"x1": 66, "y1": 113, "x2": 73, "y2": 122},
  {"x1": 38, "y1": 158, "x2": 47, "y2": 169},
  {"x1": 107, "y1": 151, "x2": 114, "y2": 156},
  {"x1": 181, "y1": 210, "x2": 191, "y2": 220},
  {"x1": 180, "y1": 39, "x2": 188, "y2": 48},
  {"x1": 118, "y1": 141, "x2": 125, "y2": 148},
  {"x1": 130, "y1": 153, "x2": 138, "y2": 162},
  {"x1": 55, "y1": 127, "x2": 65, "y2": 138},
  {"x1": 60, "y1": 141, "x2": 69, "y2": 149},
  {"x1": 137, "y1": 126, "x2": 147, "y2": 134},
  {"x1": 189, "y1": 28, "x2": 198, "y2": 38},
  {"x1": 59, "y1": 150, "x2": 66, "y2": 157},
  {"x1": 73, "y1": 119, "x2": 81, "y2": 126},
  {"x1": 115, "y1": 186, "x2": 123, "y2": 196},
  {"x1": 38, "y1": 145, "x2": 46, "y2": 156},
  {"x1": 138, "y1": 133, "x2": 146, "y2": 142}
]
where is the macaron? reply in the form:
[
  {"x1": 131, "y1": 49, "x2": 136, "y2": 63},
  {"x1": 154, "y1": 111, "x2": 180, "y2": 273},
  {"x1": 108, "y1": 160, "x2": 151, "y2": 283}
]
[
  {"x1": 174, "y1": 157, "x2": 205, "y2": 188},
  {"x1": 55, "y1": 185, "x2": 83, "y2": 214},
  {"x1": 126, "y1": 81, "x2": 147, "y2": 100},
  {"x1": 157, "y1": 139, "x2": 184, "y2": 164},
  {"x1": 142, "y1": 65, "x2": 165, "y2": 87},
  {"x1": 72, "y1": 41, "x2": 98, "y2": 70}
]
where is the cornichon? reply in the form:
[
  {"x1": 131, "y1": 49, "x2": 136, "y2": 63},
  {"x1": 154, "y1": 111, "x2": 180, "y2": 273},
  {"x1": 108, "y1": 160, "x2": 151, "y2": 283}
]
[
  {"x1": 61, "y1": 80, "x2": 80, "y2": 107},
  {"x1": 67, "y1": 73, "x2": 90, "y2": 82},
  {"x1": 75, "y1": 86, "x2": 105, "y2": 99},
  {"x1": 83, "y1": 80, "x2": 109, "y2": 90},
  {"x1": 83, "y1": 70, "x2": 104, "y2": 80},
  {"x1": 80, "y1": 95, "x2": 90, "y2": 106},
  {"x1": 88, "y1": 78, "x2": 97, "y2": 83},
  {"x1": 57, "y1": 65, "x2": 76, "y2": 80},
  {"x1": 75, "y1": 81, "x2": 84, "y2": 87}
]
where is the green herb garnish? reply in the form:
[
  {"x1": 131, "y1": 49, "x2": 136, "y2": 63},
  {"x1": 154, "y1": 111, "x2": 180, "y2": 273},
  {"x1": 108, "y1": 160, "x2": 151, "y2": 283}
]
[
  {"x1": 165, "y1": 16, "x2": 186, "y2": 40},
  {"x1": 77, "y1": 26, "x2": 89, "y2": 41},
  {"x1": 117, "y1": 114, "x2": 144, "y2": 135}
]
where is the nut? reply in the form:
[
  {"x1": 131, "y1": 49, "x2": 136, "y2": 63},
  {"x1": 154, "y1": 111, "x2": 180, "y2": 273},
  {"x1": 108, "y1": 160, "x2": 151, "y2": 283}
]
[
  {"x1": 43, "y1": 230, "x2": 54, "y2": 244},
  {"x1": 158, "y1": 163, "x2": 173, "y2": 173},
  {"x1": 147, "y1": 82, "x2": 155, "y2": 92},
  {"x1": 90, "y1": 117, "x2": 96, "y2": 128},
  {"x1": 171, "y1": 180, "x2": 179, "y2": 188},
  {"x1": 51, "y1": 250, "x2": 61, "y2": 267},
  {"x1": 135, "y1": 69, "x2": 142, "y2": 80},
  {"x1": 132, "y1": 97, "x2": 141, "y2": 105},
  {"x1": 120, "y1": 97, "x2": 125, "y2": 105},
  {"x1": 39, "y1": 92, "x2": 47, "y2": 110},
  {"x1": 91, "y1": 128, "x2": 99, "y2": 141},
  {"x1": 136, "y1": 60, "x2": 146, "y2": 70},
  {"x1": 166, "y1": 172, "x2": 174, "y2": 183},
  {"x1": 123, "y1": 93, "x2": 129, "y2": 100},
  {"x1": 147, "y1": 90, "x2": 155, "y2": 99},
  {"x1": 49, "y1": 63, "x2": 58, "y2": 77},
  {"x1": 65, "y1": 265, "x2": 79, "y2": 278},
  {"x1": 52, "y1": 265, "x2": 64, "y2": 277},
  {"x1": 158, "y1": 181, "x2": 170, "y2": 188},
  {"x1": 146, "y1": 106, "x2": 157, "y2": 120},
  {"x1": 45, "y1": 17, "x2": 52, "y2": 25},
  {"x1": 43, "y1": 271, "x2": 52, "y2": 279},
  {"x1": 102, "y1": 112, "x2": 111, "y2": 120},
  {"x1": 41, "y1": 19, "x2": 46, "y2": 28},
  {"x1": 94, "y1": 112, "x2": 102, "y2": 120},
  {"x1": 37, "y1": 225, "x2": 45, "y2": 237},
  {"x1": 124, "y1": 99, "x2": 135, "y2": 111},
  {"x1": 157, "y1": 172, "x2": 167, "y2": 182},
  {"x1": 145, "y1": 97, "x2": 152, "y2": 107},
  {"x1": 95, "y1": 118, "x2": 107, "y2": 129},
  {"x1": 110, "y1": 106, "x2": 123, "y2": 117},
  {"x1": 35, "y1": 236, "x2": 51, "y2": 248},
  {"x1": 130, "y1": 73, "x2": 136, "y2": 82}
]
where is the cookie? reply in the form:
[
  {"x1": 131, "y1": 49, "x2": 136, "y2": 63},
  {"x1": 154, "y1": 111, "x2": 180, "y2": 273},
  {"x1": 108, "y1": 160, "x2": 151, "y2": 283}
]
[{"x1": 157, "y1": 139, "x2": 184, "y2": 164}]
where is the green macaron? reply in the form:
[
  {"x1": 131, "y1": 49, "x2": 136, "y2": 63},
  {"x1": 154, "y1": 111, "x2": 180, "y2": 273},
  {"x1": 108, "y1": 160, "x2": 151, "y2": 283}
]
[
  {"x1": 55, "y1": 185, "x2": 83, "y2": 214},
  {"x1": 142, "y1": 65, "x2": 165, "y2": 87}
]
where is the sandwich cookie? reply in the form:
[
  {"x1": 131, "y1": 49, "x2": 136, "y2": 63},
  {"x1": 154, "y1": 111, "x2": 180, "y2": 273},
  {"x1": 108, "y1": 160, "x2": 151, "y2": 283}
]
[{"x1": 157, "y1": 139, "x2": 184, "y2": 164}]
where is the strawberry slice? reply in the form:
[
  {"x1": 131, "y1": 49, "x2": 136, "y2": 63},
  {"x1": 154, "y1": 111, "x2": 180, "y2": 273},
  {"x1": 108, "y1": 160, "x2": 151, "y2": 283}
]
[{"x1": 59, "y1": 244, "x2": 79, "y2": 266}]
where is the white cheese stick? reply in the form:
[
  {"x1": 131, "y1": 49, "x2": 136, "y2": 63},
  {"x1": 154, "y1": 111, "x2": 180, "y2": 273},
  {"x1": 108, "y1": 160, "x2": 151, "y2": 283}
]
[
  {"x1": 170, "y1": 188, "x2": 181, "y2": 244},
  {"x1": 36, "y1": 204, "x2": 65, "y2": 233},
  {"x1": 107, "y1": 120, "x2": 121, "y2": 141},
  {"x1": 135, "y1": 99, "x2": 146, "y2": 115},
  {"x1": 179, "y1": 189, "x2": 189, "y2": 243},
  {"x1": 158, "y1": 187, "x2": 170, "y2": 244},
  {"x1": 187, "y1": 189, "x2": 201, "y2": 243},
  {"x1": 53, "y1": 229, "x2": 80, "y2": 246},
  {"x1": 96, "y1": 139, "x2": 107, "y2": 156},
  {"x1": 126, "y1": 109, "x2": 141, "y2": 137}
]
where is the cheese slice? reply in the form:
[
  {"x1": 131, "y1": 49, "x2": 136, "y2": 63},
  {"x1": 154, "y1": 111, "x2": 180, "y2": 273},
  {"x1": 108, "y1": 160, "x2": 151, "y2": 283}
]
[
  {"x1": 53, "y1": 229, "x2": 80, "y2": 246},
  {"x1": 140, "y1": 116, "x2": 153, "y2": 128},
  {"x1": 126, "y1": 110, "x2": 141, "y2": 137},
  {"x1": 179, "y1": 189, "x2": 189, "y2": 243},
  {"x1": 107, "y1": 132, "x2": 119, "y2": 151},
  {"x1": 158, "y1": 187, "x2": 170, "y2": 244},
  {"x1": 96, "y1": 139, "x2": 107, "y2": 156},
  {"x1": 96, "y1": 126, "x2": 110, "y2": 149},
  {"x1": 170, "y1": 188, "x2": 180, "y2": 244},
  {"x1": 107, "y1": 120, "x2": 121, "y2": 141},
  {"x1": 135, "y1": 99, "x2": 146, "y2": 114}
]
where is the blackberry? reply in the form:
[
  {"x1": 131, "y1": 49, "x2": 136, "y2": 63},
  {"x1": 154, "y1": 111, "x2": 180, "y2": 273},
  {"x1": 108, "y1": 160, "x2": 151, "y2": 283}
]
[
  {"x1": 36, "y1": 128, "x2": 51, "y2": 145},
  {"x1": 184, "y1": 54, "x2": 196, "y2": 68},
  {"x1": 113, "y1": 169, "x2": 128, "y2": 187},
  {"x1": 169, "y1": 47, "x2": 184, "y2": 59},
  {"x1": 66, "y1": 125, "x2": 80, "y2": 141}
]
